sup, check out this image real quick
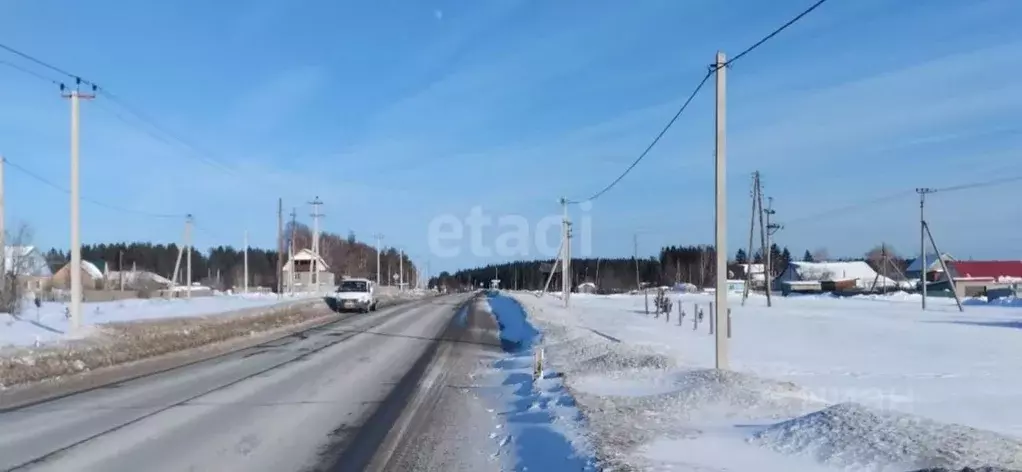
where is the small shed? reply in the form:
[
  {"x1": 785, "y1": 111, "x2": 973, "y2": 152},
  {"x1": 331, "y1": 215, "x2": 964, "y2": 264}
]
[
  {"x1": 577, "y1": 282, "x2": 597, "y2": 294},
  {"x1": 51, "y1": 260, "x2": 105, "y2": 290}
]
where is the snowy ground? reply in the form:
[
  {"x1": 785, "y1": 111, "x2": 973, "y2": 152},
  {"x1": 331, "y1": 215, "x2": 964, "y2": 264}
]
[
  {"x1": 470, "y1": 292, "x2": 599, "y2": 470},
  {"x1": 511, "y1": 291, "x2": 1022, "y2": 471},
  {"x1": 0, "y1": 292, "x2": 318, "y2": 348}
]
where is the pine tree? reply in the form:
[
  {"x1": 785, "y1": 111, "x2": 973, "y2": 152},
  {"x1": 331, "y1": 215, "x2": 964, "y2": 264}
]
[
  {"x1": 803, "y1": 250, "x2": 814, "y2": 262},
  {"x1": 734, "y1": 248, "x2": 748, "y2": 264}
]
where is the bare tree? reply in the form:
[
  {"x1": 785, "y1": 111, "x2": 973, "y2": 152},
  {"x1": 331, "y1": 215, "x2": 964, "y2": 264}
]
[
  {"x1": 811, "y1": 247, "x2": 830, "y2": 262},
  {"x1": 2, "y1": 224, "x2": 39, "y2": 316}
]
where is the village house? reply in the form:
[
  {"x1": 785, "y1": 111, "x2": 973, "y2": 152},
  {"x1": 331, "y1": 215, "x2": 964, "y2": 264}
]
[{"x1": 775, "y1": 260, "x2": 903, "y2": 295}]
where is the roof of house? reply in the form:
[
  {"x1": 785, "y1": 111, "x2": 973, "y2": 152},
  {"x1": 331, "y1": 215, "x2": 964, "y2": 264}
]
[
  {"x1": 950, "y1": 261, "x2": 1022, "y2": 280},
  {"x1": 3, "y1": 246, "x2": 52, "y2": 277},
  {"x1": 905, "y1": 253, "x2": 955, "y2": 272},
  {"x1": 783, "y1": 261, "x2": 897, "y2": 286},
  {"x1": 107, "y1": 270, "x2": 173, "y2": 287},
  {"x1": 738, "y1": 263, "x2": 766, "y2": 281},
  {"x1": 284, "y1": 248, "x2": 330, "y2": 271}
]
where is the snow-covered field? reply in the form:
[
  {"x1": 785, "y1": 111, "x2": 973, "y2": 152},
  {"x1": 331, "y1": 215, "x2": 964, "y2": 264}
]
[
  {"x1": 511, "y1": 291, "x2": 1022, "y2": 471},
  {"x1": 0, "y1": 292, "x2": 318, "y2": 348}
]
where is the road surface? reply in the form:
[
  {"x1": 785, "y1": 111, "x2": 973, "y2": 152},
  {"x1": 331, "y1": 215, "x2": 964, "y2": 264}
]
[{"x1": 0, "y1": 293, "x2": 501, "y2": 472}]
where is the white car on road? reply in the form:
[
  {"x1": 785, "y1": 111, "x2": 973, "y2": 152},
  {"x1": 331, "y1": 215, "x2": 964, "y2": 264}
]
[{"x1": 333, "y1": 278, "x2": 378, "y2": 313}]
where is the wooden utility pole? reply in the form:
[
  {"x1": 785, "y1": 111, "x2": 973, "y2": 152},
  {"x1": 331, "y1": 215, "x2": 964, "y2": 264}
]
[
  {"x1": 755, "y1": 177, "x2": 772, "y2": 307},
  {"x1": 62, "y1": 81, "x2": 95, "y2": 333},
  {"x1": 277, "y1": 198, "x2": 283, "y2": 298},
  {"x1": 712, "y1": 51, "x2": 729, "y2": 370},
  {"x1": 765, "y1": 196, "x2": 781, "y2": 306},
  {"x1": 916, "y1": 188, "x2": 935, "y2": 310},
  {"x1": 742, "y1": 172, "x2": 758, "y2": 305}
]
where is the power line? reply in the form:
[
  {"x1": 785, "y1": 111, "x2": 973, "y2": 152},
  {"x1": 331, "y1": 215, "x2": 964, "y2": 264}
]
[
  {"x1": 721, "y1": 0, "x2": 832, "y2": 69},
  {"x1": 932, "y1": 173, "x2": 1022, "y2": 194},
  {"x1": 0, "y1": 42, "x2": 243, "y2": 176},
  {"x1": 0, "y1": 59, "x2": 62, "y2": 86},
  {"x1": 565, "y1": 0, "x2": 831, "y2": 205},
  {"x1": 566, "y1": 72, "x2": 713, "y2": 204},
  {"x1": 3, "y1": 157, "x2": 185, "y2": 219}
]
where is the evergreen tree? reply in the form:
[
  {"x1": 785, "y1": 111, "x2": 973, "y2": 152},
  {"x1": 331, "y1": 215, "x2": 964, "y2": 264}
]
[
  {"x1": 802, "y1": 250, "x2": 814, "y2": 262},
  {"x1": 734, "y1": 248, "x2": 748, "y2": 264}
]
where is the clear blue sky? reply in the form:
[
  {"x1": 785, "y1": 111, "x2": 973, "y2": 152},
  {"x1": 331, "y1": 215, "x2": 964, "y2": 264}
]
[{"x1": 1, "y1": 0, "x2": 1020, "y2": 274}]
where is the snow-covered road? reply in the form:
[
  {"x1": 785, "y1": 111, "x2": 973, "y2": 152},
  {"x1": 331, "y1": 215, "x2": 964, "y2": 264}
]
[{"x1": 0, "y1": 294, "x2": 472, "y2": 472}]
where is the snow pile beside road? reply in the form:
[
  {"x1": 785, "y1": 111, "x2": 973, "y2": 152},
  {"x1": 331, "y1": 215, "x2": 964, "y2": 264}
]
[
  {"x1": 0, "y1": 299, "x2": 331, "y2": 388},
  {"x1": 751, "y1": 402, "x2": 1022, "y2": 471}
]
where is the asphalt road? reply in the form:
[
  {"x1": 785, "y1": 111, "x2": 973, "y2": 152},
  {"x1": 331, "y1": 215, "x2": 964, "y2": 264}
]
[{"x1": 0, "y1": 294, "x2": 477, "y2": 472}]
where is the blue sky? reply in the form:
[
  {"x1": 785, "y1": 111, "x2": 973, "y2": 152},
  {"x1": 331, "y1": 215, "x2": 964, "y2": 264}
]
[{"x1": 1, "y1": 0, "x2": 1020, "y2": 273}]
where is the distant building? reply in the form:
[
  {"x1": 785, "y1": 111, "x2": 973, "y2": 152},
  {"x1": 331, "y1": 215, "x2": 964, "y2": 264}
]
[
  {"x1": 576, "y1": 281, "x2": 597, "y2": 294},
  {"x1": 775, "y1": 260, "x2": 900, "y2": 295},
  {"x1": 282, "y1": 249, "x2": 335, "y2": 291},
  {"x1": 51, "y1": 260, "x2": 105, "y2": 290},
  {"x1": 905, "y1": 253, "x2": 955, "y2": 281},
  {"x1": 4, "y1": 246, "x2": 52, "y2": 292}
]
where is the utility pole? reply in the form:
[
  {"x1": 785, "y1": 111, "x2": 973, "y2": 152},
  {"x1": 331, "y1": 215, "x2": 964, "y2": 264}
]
[
  {"x1": 765, "y1": 196, "x2": 781, "y2": 307},
  {"x1": 243, "y1": 230, "x2": 249, "y2": 293},
  {"x1": 185, "y1": 214, "x2": 193, "y2": 299},
  {"x1": 399, "y1": 249, "x2": 404, "y2": 290},
  {"x1": 0, "y1": 156, "x2": 6, "y2": 292},
  {"x1": 742, "y1": 172, "x2": 758, "y2": 305},
  {"x1": 309, "y1": 197, "x2": 324, "y2": 294},
  {"x1": 288, "y1": 208, "x2": 297, "y2": 294},
  {"x1": 119, "y1": 250, "x2": 124, "y2": 291},
  {"x1": 712, "y1": 51, "x2": 729, "y2": 370},
  {"x1": 633, "y1": 233, "x2": 641, "y2": 291},
  {"x1": 277, "y1": 198, "x2": 283, "y2": 299},
  {"x1": 560, "y1": 198, "x2": 570, "y2": 307},
  {"x1": 916, "y1": 188, "x2": 935, "y2": 310},
  {"x1": 62, "y1": 80, "x2": 95, "y2": 334},
  {"x1": 374, "y1": 233, "x2": 384, "y2": 285}
]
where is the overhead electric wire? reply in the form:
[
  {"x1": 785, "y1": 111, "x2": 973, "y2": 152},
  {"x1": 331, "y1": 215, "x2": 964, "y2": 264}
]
[
  {"x1": 0, "y1": 42, "x2": 242, "y2": 175},
  {"x1": 0, "y1": 59, "x2": 62, "y2": 86},
  {"x1": 3, "y1": 157, "x2": 185, "y2": 219},
  {"x1": 566, "y1": 0, "x2": 833, "y2": 204},
  {"x1": 931, "y1": 173, "x2": 1022, "y2": 194},
  {"x1": 565, "y1": 71, "x2": 713, "y2": 204}
]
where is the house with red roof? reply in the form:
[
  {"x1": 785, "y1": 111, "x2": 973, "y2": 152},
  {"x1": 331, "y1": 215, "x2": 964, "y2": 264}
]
[{"x1": 949, "y1": 261, "x2": 1022, "y2": 283}]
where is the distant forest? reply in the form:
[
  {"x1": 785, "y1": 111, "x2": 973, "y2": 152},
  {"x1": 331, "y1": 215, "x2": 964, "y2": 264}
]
[
  {"x1": 42, "y1": 221, "x2": 418, "y2": 291},
  {"x1": 431, "y1": 243, "x2": 909, "y2": 293}
]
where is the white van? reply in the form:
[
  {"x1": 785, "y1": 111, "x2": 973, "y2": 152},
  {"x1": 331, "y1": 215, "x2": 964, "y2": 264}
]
[{"x1": 333, "y1": 277, "x2": 378, "y2": 313}]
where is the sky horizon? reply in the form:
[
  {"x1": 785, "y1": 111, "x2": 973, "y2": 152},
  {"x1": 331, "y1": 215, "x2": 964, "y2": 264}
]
[{"x1": 1, "y1": 0, "x2": 1020, "y2": 274}]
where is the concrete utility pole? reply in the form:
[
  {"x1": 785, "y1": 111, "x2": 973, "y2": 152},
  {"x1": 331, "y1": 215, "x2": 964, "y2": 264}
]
[
  {"x1": 560, "y1": 198, "x2": 570, "y2": 307},
  {"x1": 712, "y1": 51, "x2": 729, "y2": 370},
  {"x1": 633, "y1": 233, "x2": 641, "y2": 291},
  {"x1": 243, "y1": 230, "x2": 249, "y2": 293},
  {"x1": 399, "y1": 249, "x2": 404, "y2": 290},
  {"x1": 0, "y1": 156, "x2": 6, "y2": 287},
  {"x1": 277, "y1": 198, "x2": 283, "y2": 298},
  {"x1": 62, "y1": 81, "x2": 95, "y2": 333},
  {"x1": 916, "y1": 188, "x2": 936, "y2": 310},
  {"x1": 373, "y1": 233, "x2": 384, "y2": 285},
  {"x1": 309, "y1": 197, "x2": 324, "y2": 294},
  {"x1": 289, "y1": 208, "x2": 297, "y2": 294},
  {"x1": 185, "y1": 214, "x2": 193, "y2": 299}
]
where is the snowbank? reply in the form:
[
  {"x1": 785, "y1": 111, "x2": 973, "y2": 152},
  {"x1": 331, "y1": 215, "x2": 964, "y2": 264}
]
[
  {"x1": 1, "y1": 292, "x2": 320, "y2": 348},
  {"x1": 512, "y1": 291, "x2": 1022, "y2": 471},
  {"x1": 752, "y1": 402, "x2": 1022, "y2": 471}
]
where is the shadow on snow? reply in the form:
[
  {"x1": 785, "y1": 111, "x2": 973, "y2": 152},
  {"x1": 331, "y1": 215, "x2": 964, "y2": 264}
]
[{"x1": 485, "y1": 291, "x2": 596, "y2": 472}]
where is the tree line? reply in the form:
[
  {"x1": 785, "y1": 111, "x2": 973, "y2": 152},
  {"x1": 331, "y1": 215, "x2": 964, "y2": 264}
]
[
  {"x1": 41, "y1": 221, "x2": 418, "y2": 291},
  {"x1": 435, "y1": 242, "x2": 909, "y2": 293}
]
